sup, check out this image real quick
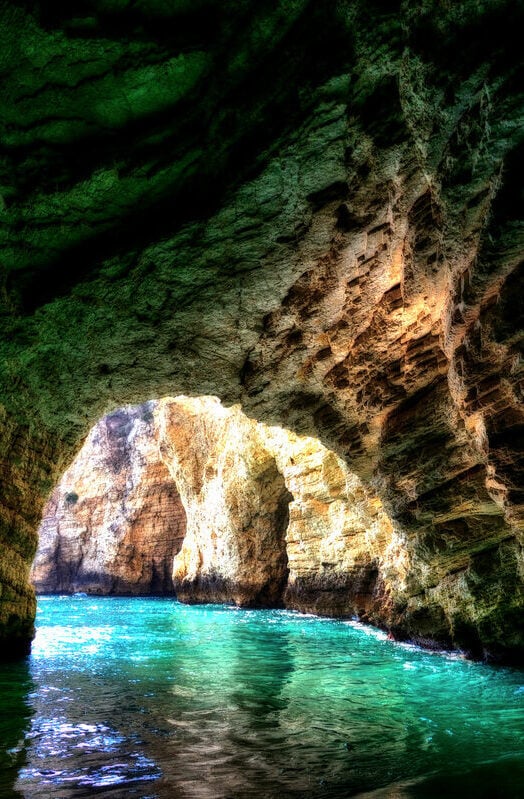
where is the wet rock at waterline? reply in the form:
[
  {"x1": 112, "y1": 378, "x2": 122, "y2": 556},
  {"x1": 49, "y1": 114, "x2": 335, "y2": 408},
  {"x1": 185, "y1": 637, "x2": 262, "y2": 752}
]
[{"x1": 1, "y1": 1, "x2": 523, "y2": 661}]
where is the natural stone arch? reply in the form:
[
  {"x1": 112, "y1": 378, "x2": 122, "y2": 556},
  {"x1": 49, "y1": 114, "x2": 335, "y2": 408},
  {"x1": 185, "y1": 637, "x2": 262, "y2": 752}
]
[
  {"x1": 31, "y1": 397, "x2": 409, "y2": 626},
  {"x1": 30, "y1": 393, "x2": 524, "y2": 663},
  {"x1": 0, "y1": 1, "x2": 522, "y2": 662},
  {"x1": 31, "y1": 395, "x2": 408, "y2": 628},
  {"x1": 156, "y1": 396, "x2": 408, "y2": 625}
]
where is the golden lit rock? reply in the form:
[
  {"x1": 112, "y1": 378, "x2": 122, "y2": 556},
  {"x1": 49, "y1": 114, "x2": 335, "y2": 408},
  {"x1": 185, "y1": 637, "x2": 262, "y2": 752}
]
[
  {"x1": 156, "y1": 396, "x2": 409, "y2": 625},
  {"x1": 157, "y1": 397, "x2": 291, "y2": 607}
]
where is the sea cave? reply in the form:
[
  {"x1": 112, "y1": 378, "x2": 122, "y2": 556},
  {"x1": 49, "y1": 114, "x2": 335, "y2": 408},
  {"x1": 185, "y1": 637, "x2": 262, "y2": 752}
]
[{"x1": 0, "y1": 1, "x2": 523, "y2": 797}]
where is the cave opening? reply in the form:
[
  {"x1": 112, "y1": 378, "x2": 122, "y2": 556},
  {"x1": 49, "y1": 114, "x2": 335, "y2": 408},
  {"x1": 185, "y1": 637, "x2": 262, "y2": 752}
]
[
  {"x1": 20, "y1": 396, "x2": 524, "y2": 799},
  {"x1": 30, "y1": 394, "x2": 402, "y2": 623}
]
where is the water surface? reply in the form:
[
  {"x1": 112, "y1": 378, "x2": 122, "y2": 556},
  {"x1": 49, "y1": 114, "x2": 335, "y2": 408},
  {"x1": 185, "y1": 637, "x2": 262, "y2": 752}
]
[{"x1": 1, "y1": 597, "x2": 523, "y2": 798}]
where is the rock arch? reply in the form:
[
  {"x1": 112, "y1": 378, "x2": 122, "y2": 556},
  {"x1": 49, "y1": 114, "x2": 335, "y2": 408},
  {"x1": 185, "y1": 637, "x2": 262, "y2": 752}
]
[
  {"x1": 32, "y1": 396, "x2": 409, "y2": 631},
  {"x1": 0, "y1": 2, "x2": 522, "y2": 661}
]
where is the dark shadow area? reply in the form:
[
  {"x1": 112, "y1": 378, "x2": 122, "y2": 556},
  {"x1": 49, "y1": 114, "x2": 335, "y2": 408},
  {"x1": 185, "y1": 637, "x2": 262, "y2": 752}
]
[
  {"x1": 0, "y1": 658, "x2": 33, "y2": 799},
  {"x1": 360, "y1": 758, "x2": 524, "y2": 799}
]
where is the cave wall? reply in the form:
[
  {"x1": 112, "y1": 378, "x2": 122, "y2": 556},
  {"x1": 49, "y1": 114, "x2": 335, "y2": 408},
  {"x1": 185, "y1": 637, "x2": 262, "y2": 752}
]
[
  {"x1": 0, "y1": 0, "x2": 523, "y2": 660},
  {"x1": 0, "y1": 418, "x2": 59, "y2": 655},
  {"x1": 31, "y1": 402, "x2": 185, "y2": 595}
]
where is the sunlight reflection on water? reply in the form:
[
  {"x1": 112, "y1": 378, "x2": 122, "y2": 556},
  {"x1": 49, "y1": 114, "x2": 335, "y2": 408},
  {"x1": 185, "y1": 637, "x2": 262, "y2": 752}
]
[{"x1": 3, "y1": 596, "x2": 523, "y2": 799}]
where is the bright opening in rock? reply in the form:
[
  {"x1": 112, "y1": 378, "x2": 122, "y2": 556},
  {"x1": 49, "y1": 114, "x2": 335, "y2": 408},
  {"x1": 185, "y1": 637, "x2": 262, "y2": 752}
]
[{"x1": 31, "y1": 396, "x2": 406, "y2": 621}]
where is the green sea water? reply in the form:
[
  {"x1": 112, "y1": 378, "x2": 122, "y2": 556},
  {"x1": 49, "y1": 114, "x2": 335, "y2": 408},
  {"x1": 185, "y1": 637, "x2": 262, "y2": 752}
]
[{"x1": 1, "y1": 597, "x2": 523, "y2": 798}]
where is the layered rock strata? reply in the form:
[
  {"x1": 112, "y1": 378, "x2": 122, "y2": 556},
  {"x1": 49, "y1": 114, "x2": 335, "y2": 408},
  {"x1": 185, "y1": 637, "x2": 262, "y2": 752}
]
[
  {"x1": 158, "y1": 396, "x2": 518, "y2": 657},
  {"x1": 0, "y1": 1, "x2": 522, "y2": 660},
  {"x1": 31, "y1": 403, "x2": 185, "y2": 595}
]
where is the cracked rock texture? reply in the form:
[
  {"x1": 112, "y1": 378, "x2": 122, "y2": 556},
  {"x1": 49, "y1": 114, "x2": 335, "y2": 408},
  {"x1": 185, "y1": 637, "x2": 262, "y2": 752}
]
[
  {"x1": 30, "y1": 403, "x2": 185, "y2": 595},
  {"x1": 0, "y1": 0, "x2": 523, "y2": 661}
]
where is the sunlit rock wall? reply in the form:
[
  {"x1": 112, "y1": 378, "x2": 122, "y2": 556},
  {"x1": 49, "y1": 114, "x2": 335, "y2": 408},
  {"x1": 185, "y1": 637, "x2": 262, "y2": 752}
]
[
  {"x1": 159, "y1": 397, "x2": 291, "y2": 607},
  {"x1": 1, "y1": 1, "x2": 523, "y2": 660},
  {"x1": 31, "y1": 403, "x2": 185, "y2": 595},
  {"x1": 263, "y1": 425, "x2": 408, "y2": 625},
  {"x1": 156, "y1": 397, "x2": 408, "y2": 627}
]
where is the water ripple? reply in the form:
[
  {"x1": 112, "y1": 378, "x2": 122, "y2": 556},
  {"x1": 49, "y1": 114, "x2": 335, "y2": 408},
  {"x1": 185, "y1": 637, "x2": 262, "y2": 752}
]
[{"x1": 1, "y1": 597, "x2": 522, "y2": 799}]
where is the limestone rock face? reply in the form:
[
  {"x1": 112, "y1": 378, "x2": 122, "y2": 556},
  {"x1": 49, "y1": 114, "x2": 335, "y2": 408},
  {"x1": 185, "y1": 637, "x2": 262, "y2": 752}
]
[
  {"x1": 263, "y1": 426, "x2": 407, "y2": 624},
  {"x1": 158, "y1": 397, "x2": 291, "y2": 607},
  {"x1": 31, "y1": 403, "x2": 185, "y2": 595},
  {"x1": 156, "y1": 397, "x2": 408, "y2": 627},
  {"x1": 0, "y1": 1, "x2": 523, "y2": 660}
]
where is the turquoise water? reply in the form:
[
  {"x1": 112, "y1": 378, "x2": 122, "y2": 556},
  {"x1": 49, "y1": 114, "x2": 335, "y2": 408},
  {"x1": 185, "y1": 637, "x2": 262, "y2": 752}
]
[{"x1": 1, "y1": 597, "x2": 523, "y2": 799}]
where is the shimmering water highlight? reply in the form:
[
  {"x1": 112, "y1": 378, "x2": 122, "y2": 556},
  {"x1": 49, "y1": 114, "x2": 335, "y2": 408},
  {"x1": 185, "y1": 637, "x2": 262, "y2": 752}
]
[{"x1": 1, "y1": 597, "x2": 523, "y2": 798}]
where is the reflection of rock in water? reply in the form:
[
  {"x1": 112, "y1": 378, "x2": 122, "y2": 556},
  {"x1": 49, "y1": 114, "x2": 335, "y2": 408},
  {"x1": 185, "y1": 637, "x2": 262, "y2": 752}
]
[
  {"x1": 228, "y1": 620, "x2": 294, "y2": 719},
  {"x1": 0, "y1": 661, "x2": 33, "y2": 799},
  {"x1": 12, "y1": 599, "x2": 524, "y2": 799},
  {"x1": 146, "y1": 613, "x2": 395, "y2": 799},
  {"x1": 134, "y1": 609, "x2": 295, "y2": 799}
]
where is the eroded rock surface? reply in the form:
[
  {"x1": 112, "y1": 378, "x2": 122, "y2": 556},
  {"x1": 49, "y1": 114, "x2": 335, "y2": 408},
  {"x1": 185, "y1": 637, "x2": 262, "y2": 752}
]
[
  {"x1": 159, "y1": 397, "x2": 291, "y2": 606},
  {"x1": 0, "y1": 1, "x2": 522, "y2": 660},
  {"x1": 156, "y1": 397, "x2": 407, "y2": 628},
  {"x1": 31, "y1": 403, "x2": 185, "y2": 595}
]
